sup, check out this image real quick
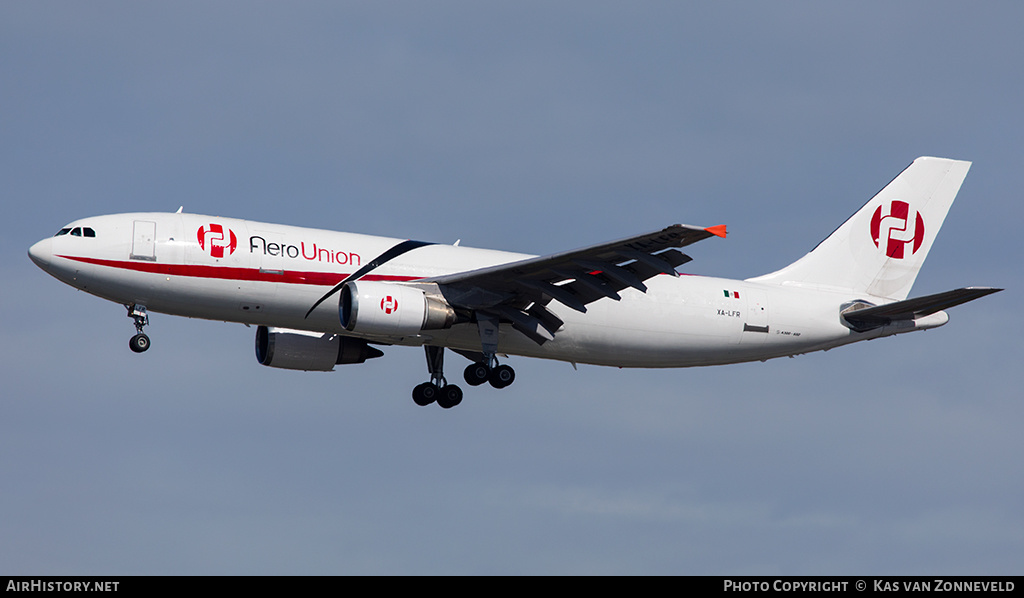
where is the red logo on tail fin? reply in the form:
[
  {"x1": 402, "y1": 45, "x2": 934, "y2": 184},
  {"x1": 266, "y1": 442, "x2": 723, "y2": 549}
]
[{"x1": 870, "y1": 200, "x2": 924, "y2": 259}]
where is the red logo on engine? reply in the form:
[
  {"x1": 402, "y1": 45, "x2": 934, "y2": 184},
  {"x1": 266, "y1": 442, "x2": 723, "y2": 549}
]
[
  {"x1": 381, "y1": 295, "x2": 398, "y2": 314},
  {"x1": 197, "y1": 223, "x2": 238, "y2": 258},
  {"x1": 870, "y1": 200, "x2": 924, "y2": 259}
]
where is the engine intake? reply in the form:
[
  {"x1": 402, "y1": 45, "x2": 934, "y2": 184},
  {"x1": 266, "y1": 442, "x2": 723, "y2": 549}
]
[
  {"x1": 340, "y1": 281, "x2": 455, "y2": 336},
  {"x1": 255, "y1": 326, "x2": 383, "y2": 371}
]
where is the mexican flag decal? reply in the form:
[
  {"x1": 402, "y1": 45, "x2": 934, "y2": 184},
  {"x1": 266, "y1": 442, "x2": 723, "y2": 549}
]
[{"x1": 723, "y1": 290, "x2": 740, "y2": 299}]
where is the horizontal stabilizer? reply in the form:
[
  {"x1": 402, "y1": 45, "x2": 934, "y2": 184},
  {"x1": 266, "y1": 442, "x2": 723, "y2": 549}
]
[{"x1": 842, "y1": 287, "x2": 1001, "y2": 330}]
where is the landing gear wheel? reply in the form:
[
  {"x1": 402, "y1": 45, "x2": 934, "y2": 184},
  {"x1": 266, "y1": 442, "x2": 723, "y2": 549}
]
[
  {"x1": 412, "y1": 382, "x2": 439, "y2": 406},
  {"x1": 489, "y1": 364, "x2": 515, "y2": 389},
  {"x1": 129, "y1": 333, "x2": 151, "y2": 353},
  {"x1": 463, "y1": 363, "x2": 490, "y2": 386},
  {"x1": 126, "y1": 305, "x2": 151, "y2": 354},
  {"x1": 437, "y1": 385, "x2": 464, "y2": 409}
]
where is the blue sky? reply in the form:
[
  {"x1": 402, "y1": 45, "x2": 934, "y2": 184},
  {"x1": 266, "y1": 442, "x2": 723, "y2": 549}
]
[{"x1": 2, "y1": 2, "x2": 1021, "y2": 574}]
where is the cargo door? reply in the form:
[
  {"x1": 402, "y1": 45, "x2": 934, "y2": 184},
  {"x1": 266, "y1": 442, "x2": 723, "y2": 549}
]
[{"x1": 742, "y1": 288, "x2": 770, "y2": 345}]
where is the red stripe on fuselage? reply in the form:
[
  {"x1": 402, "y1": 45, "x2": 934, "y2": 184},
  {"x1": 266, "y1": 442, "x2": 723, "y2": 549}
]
[{"x1": 57, "y1": 255, "x2": 422, "y2": 286}]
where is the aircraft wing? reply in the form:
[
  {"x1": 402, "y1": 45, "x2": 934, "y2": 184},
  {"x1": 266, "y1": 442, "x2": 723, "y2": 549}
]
[{"x1": 424, "y1": 224, "x2": 726, "y2": 344}]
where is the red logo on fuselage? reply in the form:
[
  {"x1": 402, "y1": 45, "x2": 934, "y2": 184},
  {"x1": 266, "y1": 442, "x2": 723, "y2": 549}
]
[
  {"x1": 870, "y1": 200, "x2": 924, "y2": 259},
  {"x1": 197, "y1": 224, "x2": 238, "y2": 258},
  {"x1": 381, "y1": 295, "x2": 398, "y2": 314}
]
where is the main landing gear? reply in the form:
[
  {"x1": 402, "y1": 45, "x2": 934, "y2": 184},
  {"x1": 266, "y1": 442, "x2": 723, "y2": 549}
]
[
  {"x1": 411, "y1": 312, "x2": 517, "y2": 408},
  {"x1": 462, "y1": 358, "x2": 515, "y2": 389},
  {"x1": 412, "y1": 346, "x2": 517, "y2": 409},
  {"x1": 412, "y1": 346, "x2": 463, "y2": 409},
  {"x1": 126, "y1": 304, "x2": 151, "y2": 353},
  {"x1": 458, "y1": 312, "x2": 516, "y2": 390}
]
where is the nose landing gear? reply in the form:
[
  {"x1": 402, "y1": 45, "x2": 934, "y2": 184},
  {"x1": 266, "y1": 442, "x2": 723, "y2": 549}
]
[{"x1": 126, "y1": 304, "x2": 151, "y2": 353}]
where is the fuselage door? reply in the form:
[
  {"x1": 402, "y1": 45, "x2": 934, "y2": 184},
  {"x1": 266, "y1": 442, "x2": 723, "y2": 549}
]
[
  {"x1": 742, "y1": 288, "x2": 770, "y2": 344},
  {"x1": 253, "y1": 230, "x2": 287, "y2": 276},
  {"x1": 130, "y1": 220, "x2": 157, "y2": 261}
]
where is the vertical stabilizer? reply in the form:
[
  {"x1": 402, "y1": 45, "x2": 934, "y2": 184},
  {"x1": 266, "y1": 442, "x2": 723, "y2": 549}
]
[{"x1": 748, "y1": 157, "x2": 971, "y2": 300}]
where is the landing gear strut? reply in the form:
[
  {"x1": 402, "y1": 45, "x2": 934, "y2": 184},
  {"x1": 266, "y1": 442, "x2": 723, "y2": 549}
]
[
  {"x1": 412, "y1": 346, "x2": 463, "y2": 409},
  {"x1": 126, "y1": 304, "x2": 150, "y2": 353},
  {"x1": 463, "y1": 312, "x2": 516, "y2": 390}
]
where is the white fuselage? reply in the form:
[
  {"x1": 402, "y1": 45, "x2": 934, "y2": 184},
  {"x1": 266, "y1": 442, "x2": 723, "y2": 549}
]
[{"x1": 28, "y1": 212, "x2": 937, "y2": 368}]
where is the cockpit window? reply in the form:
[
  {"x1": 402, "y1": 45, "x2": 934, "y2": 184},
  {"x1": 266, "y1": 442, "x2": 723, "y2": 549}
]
[{"x1": 54, "y1": 227, "x2": 96, "y2": 237}]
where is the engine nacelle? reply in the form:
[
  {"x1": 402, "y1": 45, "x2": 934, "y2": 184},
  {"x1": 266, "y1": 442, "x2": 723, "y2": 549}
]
[
  {"x1": 255, "y1": 326, "x2": 383, "y2": 371},
  {"x1": 340, "y1": 281, "x2": 455, "y2": 337}
]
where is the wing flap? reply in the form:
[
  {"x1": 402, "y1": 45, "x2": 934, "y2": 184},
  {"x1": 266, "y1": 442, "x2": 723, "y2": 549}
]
[
  {"x1": 574, "y1": 259, "x2": 647, "y2": 293},
  {"x1": 493, "y1": 306, "x2": 556, "y2": 344},
  {"x1": 553, "y1": 269, "x2": 622, "y2": 301},
  {"x1": 518, "y1": 279, "x2": 589, "y2": 313}
]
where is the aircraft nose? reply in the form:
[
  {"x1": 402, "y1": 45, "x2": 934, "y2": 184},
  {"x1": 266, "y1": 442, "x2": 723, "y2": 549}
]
[{"x1": 28, "y1": 238, "x2": 53, "y2": 272}]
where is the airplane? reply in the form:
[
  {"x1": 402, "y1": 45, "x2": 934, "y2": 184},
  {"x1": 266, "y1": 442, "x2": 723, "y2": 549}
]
[{"x1": 28, "y1": 156, "x2": 1000, "y2": 409}]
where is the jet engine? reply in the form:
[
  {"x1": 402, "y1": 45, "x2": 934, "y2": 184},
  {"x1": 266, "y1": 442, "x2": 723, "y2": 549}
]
[
  {"x1": 255, "y1": 326, "x2": 383, "y2": 371},
  {"x1": 340, "y1": 281, "x2": 455, "y2": 337}
]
